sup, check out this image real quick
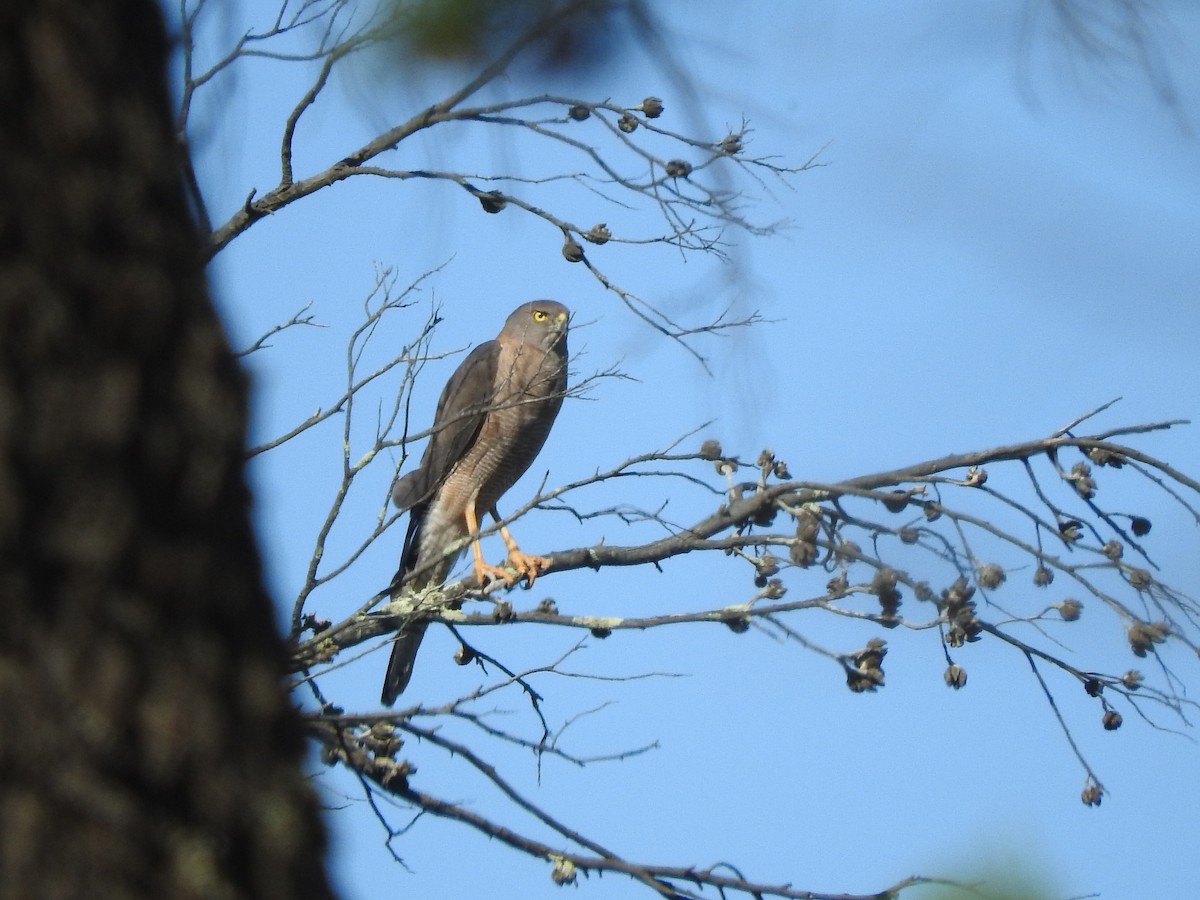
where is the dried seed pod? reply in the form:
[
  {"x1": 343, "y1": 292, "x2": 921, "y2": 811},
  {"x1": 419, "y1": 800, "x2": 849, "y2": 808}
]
[
  {"x1": 882, "y1": 490, "x2": 909, "y2": 513},
  {"x1": 941, "y1": 577, "x2": 981, "y2": 646},
  {"x1": 1102, "y1": 540, "x2": 1123, "y2": 561},
  {"x1": 1126, "y1": 567, "x2": 1152, "y2": 591},
  {"x1": 913, "y1": 581, "x2": 933, "y2": 601},
  {"x1": 550, "y1": 856, "x2": 577, "y2": 885},
  {"x1": 772, "y1": 460, "x2": 791, "y2": 479},
  {"x1": 561, "y1": 235, "x2": 585, "y2": 262},
  {"x1": 719, "y1": 133, "x2": 743, "y2": 154},
  {"x1": 946, "y1": 617, "x2": 980, "y2": 648},
  {"x1": 751, "y1": 502, "x2": 777, "y2": 528},
  {"x1": 583, "y1": 223, "x2": 611, "y2": 244},
  {"x1": 835, "y1": 540, "x2": 861, "y2": 562},
  {"x1": 870, "y1": 567, "x2": 897, "y2": 592},
  {"x1": 898, "y1": 527, "x2": 919, "y2": 545},
  {"x1": 1033, "y1": 565, "x2": 1054, "y2": 587},
  {"x1": 1059, "y1": 598, "x2": 1083, "y2": 621},
  {"x1": 1069, "y1": 461, "x2": 1096, "y2": 499},
  {"x1": 1081, "y1": 782, "x2": 1103, "y2": 807},
  {"x1": 724, "y1": 613, "x2": 751, "y2": 633},
  {"x1": 1084, "y1": 678, "x2": 1103, "y2": 697},
  {"x1": 617, "y1": 112, "x2": 638, "y2": 133},
  {"x1": 847, "y1": 640, "x2": 887, "y2": 692},
  {"x1": 590, "y1": 626, "x2": 611, "y2": 639},
  {"x1": 454, "y1": 644, "x2": 476, "y2": 666},
  {"x1": 714, "y1": 457, "x2": 738, "y2": 475},
  {"x1": 922, "y1": 501, "x2": 942, "y2": 522},
  {"x1": 874, "y1": 580, "x2": 902, "y2": 624},
  {"x1": 665, "y1": 159, "x2": 692, "y2": 177},
  {"x1": 794, "y1": 505, "x2": 821, "y2": 542},
  {"x1": 639, "y1": 96, "x2": 664, "y2": 118},
  {"x1": 301, "y1": 613, "x2": 332, "y2": 634},
  {"x1": 477, "y1": 190, "x2": 506, "y2": 213},
  {"x1": 870, "y1": 569, "x2": 900, "y2": 608},
  {"x1": 790, "y1": 539, "x2": 817, "y2": 568},
  {"x1": 1127, "y1": 621, "x2": 1168, "y2": 657},
  {"x1": 963, "y1": 465, "x2": 987, "y2": 487},
  {"x1": 756, "y1": 449, "x2": 775, "y2": 469},
  {"x1": 1130, "y1": 516, "x2": 1152, "y2": 536},
  {"x1": 1127, "y1": 625, "x2": 1151, "y2": 656},
  {"x1": 368, "y1": 721, "x2": 396, "y2": 741},
  {"x1": 846, "y1": 670, "x2": 882, "y2": 693},
  {"x1": 826, "y1": 573, "x2": 848, "y2": 595},
  {"x1": 856, "y1": 638, "x2": 887, "y2": 670},
  {"x1": 374, "y1": 757, "x2": 413, "y2": 788},
  {"x1": 762, "y1": 579, "x2": 786, "y2": 599},
  {"x1": 754, "y1": 554, "x2": 780, "y2": 578},
  {"x1": 942, "y1": 576, "x2": 974, "y2": 606},
  {"x1": 1121, "y1": 670, "x2": 1143, "y2": 690},
  {"x1": 1087, "y1": 446, "x2": 1125, "y2": 467},
  {"x1": 1058, "y1": 519, "x2": 1083, "y2": 543},
  {"x1": 567, "y1": 104, "x2": 590, "y2": 121},
  {"x1": 944, "y1": 664, "x2": 968, "y2": 689},
  {"x1": 698, "y1": 438, "x2": 722, "y2": 460},
  {"x1": 976, "y1": 563, "x2": 1006, "y2": 590},
  {"x1": 1102, "y1": 709, "x2": 1123, "y2": 731}
]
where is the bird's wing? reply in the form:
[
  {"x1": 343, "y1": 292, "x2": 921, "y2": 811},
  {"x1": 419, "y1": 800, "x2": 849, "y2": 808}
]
[
  {"x1": 392, "y1": 339, "x2": 500, "y2": 511},
  {"x1": 391, "y1": 338, "x2": 500, "y2": 582}
]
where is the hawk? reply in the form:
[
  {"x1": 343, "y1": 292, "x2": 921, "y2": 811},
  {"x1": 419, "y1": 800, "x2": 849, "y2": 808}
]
[{"x1": 381, "y1": 300, "x2": 570, "y2": 705}]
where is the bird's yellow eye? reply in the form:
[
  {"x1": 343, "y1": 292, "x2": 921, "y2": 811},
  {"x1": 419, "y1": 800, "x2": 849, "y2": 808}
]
[{"x1": 532, "y1": 309, "x2": 548, "y2": 322}]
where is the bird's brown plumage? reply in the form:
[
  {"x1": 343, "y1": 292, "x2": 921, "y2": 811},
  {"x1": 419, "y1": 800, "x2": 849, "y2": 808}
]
[{"x1": 382, "y1": 301, "x2": 569, "y2": 705}]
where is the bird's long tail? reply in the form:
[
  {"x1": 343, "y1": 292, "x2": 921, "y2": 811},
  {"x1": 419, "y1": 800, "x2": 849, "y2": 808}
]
[
  {"x1": 381, "y1": 623, "x2": 427, "y2": 706},
  {"x1": 381, "y1": 504, "x2": 429, "y2": 706}
]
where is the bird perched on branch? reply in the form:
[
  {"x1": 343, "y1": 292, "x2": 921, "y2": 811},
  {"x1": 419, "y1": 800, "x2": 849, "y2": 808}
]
[{"x1": 381, "y1": 301, "x2": 570, "y2": 706}]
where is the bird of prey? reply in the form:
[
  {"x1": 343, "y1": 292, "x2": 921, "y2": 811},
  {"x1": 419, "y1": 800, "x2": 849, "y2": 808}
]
[{"x1": 381, "y1": 300, "x2": 570, "y2": 706}]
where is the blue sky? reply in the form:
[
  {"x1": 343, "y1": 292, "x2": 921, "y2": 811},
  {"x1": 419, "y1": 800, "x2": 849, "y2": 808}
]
[{"x1": 182, "y1": 2, "x2": 1200, "y2": 897}]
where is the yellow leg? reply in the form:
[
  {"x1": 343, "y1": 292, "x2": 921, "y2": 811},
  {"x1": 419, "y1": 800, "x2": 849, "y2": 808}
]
[
  {"x1": 492, "y1": 506, "x2": 552, "y2": 588},
  {"x1": 464, "y1": 503, "x2": 519, "y2": 586}
]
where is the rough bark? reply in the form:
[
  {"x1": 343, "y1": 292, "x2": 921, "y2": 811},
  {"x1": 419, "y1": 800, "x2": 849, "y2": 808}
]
[{"x1": 0, "y1": 2, "x2": 334, "y2": 898}]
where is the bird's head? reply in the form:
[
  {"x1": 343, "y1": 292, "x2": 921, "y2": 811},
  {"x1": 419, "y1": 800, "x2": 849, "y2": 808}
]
[{"x1": 505, "y1": 300, "x2": 569, "y2": 351}]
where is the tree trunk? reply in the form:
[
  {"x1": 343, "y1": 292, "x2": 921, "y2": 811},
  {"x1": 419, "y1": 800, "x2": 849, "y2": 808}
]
[{"x1": 0, "y1": 2, "x2": 334, "y2": 898}]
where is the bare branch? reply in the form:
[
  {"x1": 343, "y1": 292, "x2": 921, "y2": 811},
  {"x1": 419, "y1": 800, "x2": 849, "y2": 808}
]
[
  {"x1": 236, "y1": 301, "x2": 324, "y2": 357},
  {"x1": 309, "y1": 717, "x2": 955, "y2": 900}
]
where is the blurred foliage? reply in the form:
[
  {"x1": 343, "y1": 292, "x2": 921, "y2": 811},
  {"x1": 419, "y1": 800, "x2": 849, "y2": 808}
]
[
  {"x1": 383, "y1": 0, "x2": 646, "y2": 73},
  {"x1": 920, "y1": 864, "x2": 1060, "y2": 900}
]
